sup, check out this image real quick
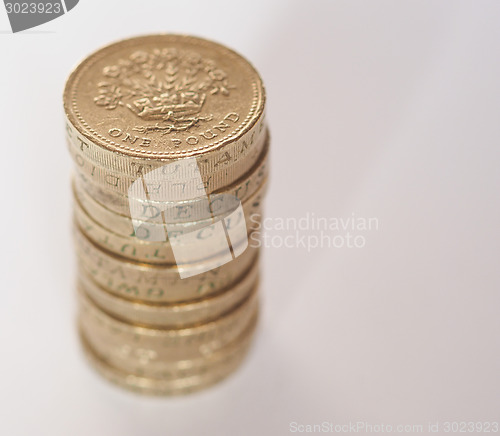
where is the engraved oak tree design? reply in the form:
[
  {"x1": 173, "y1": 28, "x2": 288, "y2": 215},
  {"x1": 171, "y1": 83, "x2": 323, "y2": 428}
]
[{"x1": 94, "y1": 48, "x2": 233, "y2": 134}]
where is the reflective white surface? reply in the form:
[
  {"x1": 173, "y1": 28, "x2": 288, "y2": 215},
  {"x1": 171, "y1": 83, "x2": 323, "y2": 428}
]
[{"x1": 0, "y1": 1, "x2": 499, "y2": 435}]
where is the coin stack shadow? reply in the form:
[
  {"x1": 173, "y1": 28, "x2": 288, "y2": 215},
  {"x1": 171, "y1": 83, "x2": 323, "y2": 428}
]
[{"x1": 63, "y1": 35, "x2": 268, "y2": 395}]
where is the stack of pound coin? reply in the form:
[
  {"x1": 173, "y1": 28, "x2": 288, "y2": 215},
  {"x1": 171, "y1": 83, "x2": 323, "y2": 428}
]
[{"x1": 63, "y1": 34, "x2": 269, "y2": 395}]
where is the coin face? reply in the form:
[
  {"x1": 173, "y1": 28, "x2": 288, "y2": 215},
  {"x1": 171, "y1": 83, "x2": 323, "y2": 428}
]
[{"x1": 64, "y1": 34, "x2": 265, "y2": 159}]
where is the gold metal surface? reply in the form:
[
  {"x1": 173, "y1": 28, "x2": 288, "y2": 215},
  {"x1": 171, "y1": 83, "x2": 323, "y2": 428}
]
[
  {"x1": 74, "y1": 180, "x2": 265, "y2": 264},
  {"x1": 79, "y1": 284, "x2": 259, "y2": 360},
  {"x1": 74, "y1": 224, "x2": 260, "y2": 303},
  {"x1": 80, "y1": 324, "x2": 255, "y2": 396},
  {"x1": 64, "y1": 35, "x2": 266, "y2": 188},
  {"x1": 79, "y1": 307, "x2": 258, "y2": 380},
  {"x1": 68, "y1": 126, "x2": 268, "y2": 198},
  {"x1": 65, "y1": 34, "x2": 269, "y2": 395},
  {"x1": 78, "y1": 258, "x2": 259, "y2": 327},
  {"x1": 71, "y1": 133, "x2": 269, "y2": 217}
]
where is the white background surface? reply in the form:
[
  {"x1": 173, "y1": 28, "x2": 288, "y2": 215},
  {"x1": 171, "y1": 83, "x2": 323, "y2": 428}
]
[{"x1": 1, "y1": 1, "x2": 499, "y2": 435}]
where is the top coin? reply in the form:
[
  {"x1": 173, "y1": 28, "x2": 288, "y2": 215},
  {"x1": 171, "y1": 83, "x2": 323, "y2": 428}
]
[{"x1": 64, "y1": 34, "x2": 265, "y2": 159}]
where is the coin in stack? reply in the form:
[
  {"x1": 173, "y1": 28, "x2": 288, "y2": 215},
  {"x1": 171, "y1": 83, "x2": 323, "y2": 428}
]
[
  {"x1": 74, "y1": 225, "x2": 260, "y2": 302},
  {"x1": 79, "y1": 315, "x2": 258, "y2": 396},
  {"x1": 73, "y1": 180, "x2": 267, "y2": 264},
  {"x1": 78, "y1": 257, "x2": 259, "y2": 328},
  {"x1": 71, "y1": 128, "x2": 269, "y2": 218},
  {"x1": 78, "y1": 284, "x2": 259, "y2": 362},
  {"x1": 63, "y1": 34, "x2": 266, "y2": 197}
]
